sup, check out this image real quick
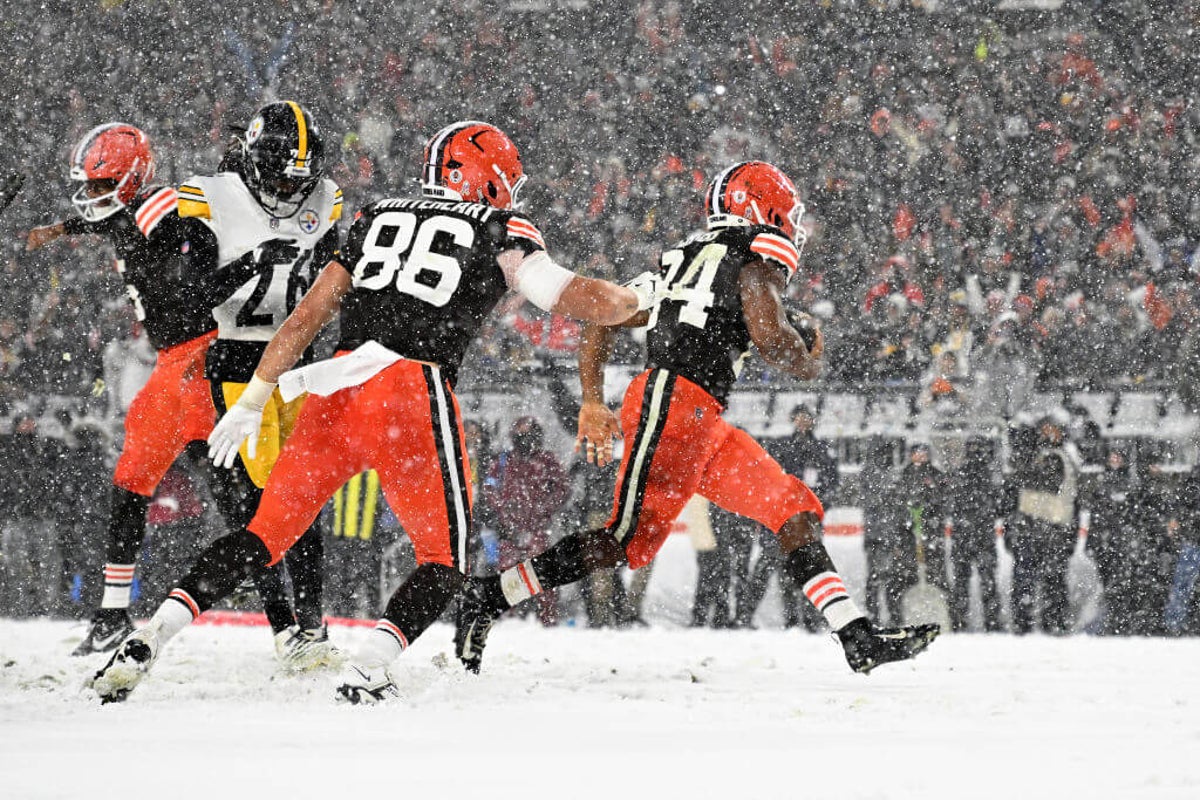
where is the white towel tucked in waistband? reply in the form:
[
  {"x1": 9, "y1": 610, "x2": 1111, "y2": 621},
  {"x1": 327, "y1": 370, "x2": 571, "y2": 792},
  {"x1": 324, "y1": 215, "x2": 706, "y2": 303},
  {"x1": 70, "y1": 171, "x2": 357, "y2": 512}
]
[{"x1": 278, "y1": 340, "x2": 404, "y2": 402}]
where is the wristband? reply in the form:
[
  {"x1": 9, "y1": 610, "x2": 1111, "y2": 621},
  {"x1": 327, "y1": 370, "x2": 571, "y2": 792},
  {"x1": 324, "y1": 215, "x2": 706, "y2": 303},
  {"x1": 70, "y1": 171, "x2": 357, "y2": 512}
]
[{"x1": 239, "y1": 374, "x2": 277, "y2": 411}]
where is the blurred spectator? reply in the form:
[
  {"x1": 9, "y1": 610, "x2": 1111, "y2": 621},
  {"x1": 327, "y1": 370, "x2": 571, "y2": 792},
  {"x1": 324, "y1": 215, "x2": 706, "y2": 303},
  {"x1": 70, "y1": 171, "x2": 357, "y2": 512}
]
[
  {"x1": 1007, "y1": 415, "x2": 1080, "y2": 635},
  {"x1": 947, "y1": 437, "x2": 1003, "y2": 632},
  {"x1": 860, "y1": 439, "x2": 903, "y2": 624},
  {"x1": 737, "y1": 405, "x2": 838, "y2": 629},
  {"x1": 0, "y1": 410, "x2": 70, "y2": 617},
  {"x1": 895, "y1": 443, "x2": 950, "y2": 602},
  {"x1": 484, "y1": 416, "x2": 570, "y2": 626},
  {"x1": 1164, "y1": 464, "x2": 1200, "y2": 636},
  {"x1": 132, "y1": 462, "x2": 207, "y2": 618}
]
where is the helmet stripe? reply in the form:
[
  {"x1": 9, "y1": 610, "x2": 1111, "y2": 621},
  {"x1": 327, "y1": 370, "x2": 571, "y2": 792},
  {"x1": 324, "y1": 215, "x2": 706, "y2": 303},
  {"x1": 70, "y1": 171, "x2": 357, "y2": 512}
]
[
  {"x1": 425, "y1": 120, "x2": 488, "y2": 188},
  {"x1": 709, "y1": 162, "x2": 741, "y2": 215},
  {"x1": 286, "y1": 101, "x2": 308, "y2": 170},
  {"x1": 72, "y1": 122, "x2": 120, "y2": 168}
]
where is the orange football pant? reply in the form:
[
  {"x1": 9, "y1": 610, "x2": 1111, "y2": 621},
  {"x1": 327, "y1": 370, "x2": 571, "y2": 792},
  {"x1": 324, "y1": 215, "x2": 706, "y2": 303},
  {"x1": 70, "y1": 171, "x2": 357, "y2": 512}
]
[
  {"x1": 606, "y1": 369, "x2": 824, "y2": 569},
  {"x1": 248, "y1": 358, "x2": 472, "y2": 569},
  {"x1": 113, "y1": 331, "x2": 218, "y2": 496}
]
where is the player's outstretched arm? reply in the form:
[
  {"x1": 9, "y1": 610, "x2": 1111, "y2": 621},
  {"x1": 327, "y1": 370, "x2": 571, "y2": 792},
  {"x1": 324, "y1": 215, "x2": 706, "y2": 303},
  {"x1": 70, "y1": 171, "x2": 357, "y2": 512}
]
[
  {"x1": 740, "y1": 260, "x2": 822, "y2": 381},
  {"x1": 499, "y1": 249, "x2": 659, "y2": 326},
  {"x1": 208, "y1": 260, "x2": 352, "y2": 468},
  {"x1": 256, "y1": 260, "x2": 352, "y2": 383},
  {"x1": 26, "y1": 222, "x2": 68, "y2": 251}
]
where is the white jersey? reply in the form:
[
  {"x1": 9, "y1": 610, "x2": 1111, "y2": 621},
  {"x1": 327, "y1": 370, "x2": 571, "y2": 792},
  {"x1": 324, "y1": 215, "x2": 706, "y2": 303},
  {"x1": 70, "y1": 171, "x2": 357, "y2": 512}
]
[
  {"x1": 177, "y1": 172, "x2": 342, "y2": 381},
  {"x1": 178, "y1": 172, "x2": 342, "y2": 342}
]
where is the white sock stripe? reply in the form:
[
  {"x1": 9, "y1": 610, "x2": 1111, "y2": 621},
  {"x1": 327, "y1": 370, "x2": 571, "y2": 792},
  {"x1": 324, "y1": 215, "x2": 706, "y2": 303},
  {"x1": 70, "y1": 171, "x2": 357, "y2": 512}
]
[
  {"x1": 823, "y1": 598, "x2": 865, "y2": 632},
  {"x1": 518, "y1": 560, "x2": 541, "y2": 594},
  {"x1": 167, "y1": 588, "x2": 200, "y2": 618},
  {"x1": 500, "y1": 564, "x2": 538, "y2": 607},
  {"x1": 100, "y1": 584, "x2": 133, "y2": 609},
  {"x1": 375, "y1": 619, "x2": 409, "y2": 649}
]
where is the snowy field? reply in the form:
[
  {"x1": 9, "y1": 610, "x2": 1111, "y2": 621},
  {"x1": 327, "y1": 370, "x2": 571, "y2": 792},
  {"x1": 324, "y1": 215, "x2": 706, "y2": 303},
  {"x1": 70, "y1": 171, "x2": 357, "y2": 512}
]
[{"x1": 2, "y1": 618, "x2": 1198, "y2": 800}]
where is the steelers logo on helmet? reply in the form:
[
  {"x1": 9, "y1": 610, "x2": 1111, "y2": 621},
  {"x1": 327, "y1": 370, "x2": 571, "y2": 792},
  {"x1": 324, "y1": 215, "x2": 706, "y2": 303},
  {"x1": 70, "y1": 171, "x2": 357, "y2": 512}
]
[
  {"x1": 241, "y1": 100, "x2": 325, "y2": 219},
  {"x1": 299, "y1": 208, "x2": 320, "y2": 234},
  {"x1": 246, "y1": 116, "x2": 265, "y2": 144}
]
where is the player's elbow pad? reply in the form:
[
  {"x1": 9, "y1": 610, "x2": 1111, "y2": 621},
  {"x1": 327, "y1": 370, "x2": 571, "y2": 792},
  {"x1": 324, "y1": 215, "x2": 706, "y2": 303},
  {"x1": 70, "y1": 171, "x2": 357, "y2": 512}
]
[{"x1": 514, "y1": 251, "x2": 576, "y2": 312}]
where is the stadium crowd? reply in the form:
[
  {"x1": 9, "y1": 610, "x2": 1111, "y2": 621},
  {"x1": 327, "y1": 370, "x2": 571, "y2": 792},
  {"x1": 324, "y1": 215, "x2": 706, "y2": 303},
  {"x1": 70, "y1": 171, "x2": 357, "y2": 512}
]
[{"x1": 0, "y1": 0, "x2": 1198, "y2": 633}]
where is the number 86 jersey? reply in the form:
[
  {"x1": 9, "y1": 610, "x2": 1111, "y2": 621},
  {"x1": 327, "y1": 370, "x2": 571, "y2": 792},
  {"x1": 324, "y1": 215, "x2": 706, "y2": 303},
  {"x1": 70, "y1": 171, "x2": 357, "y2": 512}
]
[
  {"x1": 337, "y1": 196, "x2": 546, "y2": 387},
  {"x1": 645, "y1": 223, "x2": 799, "y2": 405}
]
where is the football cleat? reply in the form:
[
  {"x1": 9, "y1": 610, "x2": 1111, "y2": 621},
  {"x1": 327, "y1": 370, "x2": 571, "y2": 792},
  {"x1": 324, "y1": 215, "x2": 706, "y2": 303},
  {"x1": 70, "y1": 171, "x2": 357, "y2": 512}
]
[
  {"x1": 274, "y1": 624, "x2": 346, "y2": 672},
  {"x1": 87, "y1": 628, "x2": 161, "y2": 704},
  {"x1": 835, "y1": 618, "x2": 940, "y2": 675},
  {"x1": 454, "y1": 579, "x2": 503, "y2": 674},
  {"x1": 71, "y1": 608, "x2": 136, "y2": 657},
  {"x1": 333, "y1": 662, "x2": 399, "y2": 705}
]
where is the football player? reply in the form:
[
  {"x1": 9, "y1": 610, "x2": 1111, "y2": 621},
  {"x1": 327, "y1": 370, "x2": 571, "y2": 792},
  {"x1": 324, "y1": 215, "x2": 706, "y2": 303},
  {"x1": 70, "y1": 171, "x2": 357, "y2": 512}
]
[
  {"x1": 173, "y1": 100, "x2": 343, "y2": 667},
  {"x1": 454, "y1": 161, "x2": 940, "y2": 675},
  {"x1": 26, "y1": 123, "x2": 322, "y2": 665},
  {"x1": 87, "y1": 119, "x2": 660, "y2": 703}
]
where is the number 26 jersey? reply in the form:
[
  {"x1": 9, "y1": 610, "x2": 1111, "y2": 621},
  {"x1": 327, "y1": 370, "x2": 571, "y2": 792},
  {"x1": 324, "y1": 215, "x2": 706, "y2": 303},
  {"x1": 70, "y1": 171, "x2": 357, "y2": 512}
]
[
  {"x1": 645, "y1": 223, "x2": 799, "y2": 404},
  {"x1": 177, "y1": 171, "x2": 343, "y2": 381},
  {"x1": 336, "y1": 196, "x2": 545, "y2": 387}
]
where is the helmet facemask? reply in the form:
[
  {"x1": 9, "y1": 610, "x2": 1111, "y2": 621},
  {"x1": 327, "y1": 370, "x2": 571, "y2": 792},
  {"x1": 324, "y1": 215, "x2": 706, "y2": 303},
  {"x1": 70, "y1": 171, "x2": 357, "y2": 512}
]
[
  {"x1": 244, "y1": 133, "x2": 322, "y2": 218},
  {"x1": 71, "y1": 174, "x2": 133, "y2": 222}
]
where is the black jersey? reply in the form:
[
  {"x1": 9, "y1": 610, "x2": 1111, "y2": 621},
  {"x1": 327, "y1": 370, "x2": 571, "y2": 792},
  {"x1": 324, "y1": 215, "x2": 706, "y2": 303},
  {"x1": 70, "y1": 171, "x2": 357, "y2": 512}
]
[
  {"x1": 63, "y1": 186, "x2": 221, "y2": 351},
  {"x1": 337, "y1": 196, "x2": 546, "y2": 387},
  {"x1": 645, "y1": 223, "x2": 800, "y2": 404}
]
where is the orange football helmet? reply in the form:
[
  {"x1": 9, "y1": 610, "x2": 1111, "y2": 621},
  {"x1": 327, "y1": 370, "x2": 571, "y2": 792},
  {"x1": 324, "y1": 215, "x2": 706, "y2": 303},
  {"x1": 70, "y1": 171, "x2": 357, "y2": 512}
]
[
  {"x1": 704, "y1": 161, "x2": 806, "y2": 249},
  {"x1": 422, "y1": 120, "x2": 526, "y2": 209},
  {"x1": 69, "y1": 123, "x2": 155, "y2": 221}
]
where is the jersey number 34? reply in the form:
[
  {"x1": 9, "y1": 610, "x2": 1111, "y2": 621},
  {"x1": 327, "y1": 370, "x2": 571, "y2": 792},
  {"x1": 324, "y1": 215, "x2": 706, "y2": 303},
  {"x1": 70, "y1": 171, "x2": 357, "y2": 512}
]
[
  {"x1": 352, "y1": 211, "x2": 473, "y2": 307},
  {"x1": 648, "y1": 242, "x2": 727, "y2": 330}
]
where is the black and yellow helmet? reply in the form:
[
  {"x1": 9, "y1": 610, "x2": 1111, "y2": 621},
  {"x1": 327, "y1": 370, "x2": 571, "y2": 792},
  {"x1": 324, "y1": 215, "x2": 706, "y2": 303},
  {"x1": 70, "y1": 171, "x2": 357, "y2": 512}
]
[{"x1": 241, "y1": 100, "x2": 325, "y2": 218}]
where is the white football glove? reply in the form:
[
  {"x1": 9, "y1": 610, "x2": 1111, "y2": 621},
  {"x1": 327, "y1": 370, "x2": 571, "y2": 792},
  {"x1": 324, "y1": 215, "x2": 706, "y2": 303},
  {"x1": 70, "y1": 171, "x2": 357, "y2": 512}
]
[
  {"x1": 624, "y1": 271, "x2": 665, "y2": 312},
  {"x1": 208, "y1": 376, "x2": 275, "y2": 469}
]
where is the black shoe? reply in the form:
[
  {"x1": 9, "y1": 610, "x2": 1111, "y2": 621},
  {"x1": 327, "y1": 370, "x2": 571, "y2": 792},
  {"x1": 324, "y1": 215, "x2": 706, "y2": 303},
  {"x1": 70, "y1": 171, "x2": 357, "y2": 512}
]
[
  {"x1": 835, "y1": 617, "x2": 940, "y2": 675},
  {"x1": 455, "y1": 579, "x2": 503, "y2": 674},
  {"x1": 71, "y1": 609, "x2": 135, "y2": 657}
]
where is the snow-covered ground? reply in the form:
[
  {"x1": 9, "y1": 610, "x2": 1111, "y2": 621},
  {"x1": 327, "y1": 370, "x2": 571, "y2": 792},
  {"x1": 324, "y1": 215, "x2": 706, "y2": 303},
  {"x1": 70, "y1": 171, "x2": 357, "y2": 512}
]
[{"x1": 2, "y1": 618, "x2": 1197, "y2": 800}]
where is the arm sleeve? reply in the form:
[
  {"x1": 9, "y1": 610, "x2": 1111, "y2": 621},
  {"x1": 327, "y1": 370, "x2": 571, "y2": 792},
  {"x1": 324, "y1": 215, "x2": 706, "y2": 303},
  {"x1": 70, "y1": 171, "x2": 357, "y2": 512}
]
[{"x1": 172, "y1": 217, "x2": 260, "y2": 307}]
